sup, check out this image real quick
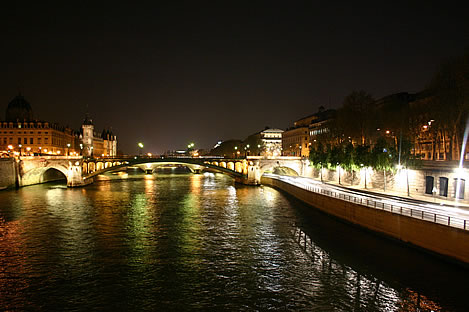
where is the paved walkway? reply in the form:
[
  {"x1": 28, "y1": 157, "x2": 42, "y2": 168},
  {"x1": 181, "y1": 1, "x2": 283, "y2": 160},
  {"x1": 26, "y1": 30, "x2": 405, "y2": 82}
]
[{"x1": 310, "y1": 177, "x2": 469, "y2": 208}]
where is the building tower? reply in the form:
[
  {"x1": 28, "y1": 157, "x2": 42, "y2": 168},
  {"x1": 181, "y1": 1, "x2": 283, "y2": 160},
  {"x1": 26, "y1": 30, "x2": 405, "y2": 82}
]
[{"x1": 82, "y1": 114, "x2": 94, "y2": 156}]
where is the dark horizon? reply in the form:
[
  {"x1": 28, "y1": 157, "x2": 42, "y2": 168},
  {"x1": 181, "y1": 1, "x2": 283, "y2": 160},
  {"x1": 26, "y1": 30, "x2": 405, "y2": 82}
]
[{"x1": 1, "y1": 2, "x2": 468, "y2": 154}]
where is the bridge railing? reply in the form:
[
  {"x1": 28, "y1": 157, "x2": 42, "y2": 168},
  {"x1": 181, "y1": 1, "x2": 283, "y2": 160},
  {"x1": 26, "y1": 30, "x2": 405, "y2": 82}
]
[{"x1": 266, "y1": 174, "x2": 469, "y2": 231}]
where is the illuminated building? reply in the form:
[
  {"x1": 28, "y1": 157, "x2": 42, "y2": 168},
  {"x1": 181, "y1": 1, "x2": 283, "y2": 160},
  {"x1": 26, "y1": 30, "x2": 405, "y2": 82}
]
[
  {"x1": 283, "y1": 107, "x2": 335, "y2": 157},
  {"x1": 282, "y1": 126, "x2": 309, "y2": 157},
  {"x1": 308, "y1": 108, "x2": 336, "y2": 145},
  {"x1": 260, "y1": 128, "x2": 283, "y2": 157},
  {"x1": 80, "y1": 115, "x2": 117, "y2": 157},
  {"x1": 0, "y1": 94, "x2": 117, "y2": 157}
]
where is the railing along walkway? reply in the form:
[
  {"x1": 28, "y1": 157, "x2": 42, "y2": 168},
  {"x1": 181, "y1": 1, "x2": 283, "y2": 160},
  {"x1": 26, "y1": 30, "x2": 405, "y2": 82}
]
[{"x1": 265, "y1": 174, "x2": 469, "y2": 231}]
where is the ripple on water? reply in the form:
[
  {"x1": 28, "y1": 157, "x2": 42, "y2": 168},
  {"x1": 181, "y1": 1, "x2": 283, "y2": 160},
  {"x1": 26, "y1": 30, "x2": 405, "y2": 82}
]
[{"x1": 0, "y1": 173, "x2": 467, "y2": 311}]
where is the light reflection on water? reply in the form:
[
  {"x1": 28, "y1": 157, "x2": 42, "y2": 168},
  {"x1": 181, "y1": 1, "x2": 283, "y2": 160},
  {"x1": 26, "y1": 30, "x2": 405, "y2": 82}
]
[{"x1": 0, "y1": 172, "x2": 468, "y2": 311}]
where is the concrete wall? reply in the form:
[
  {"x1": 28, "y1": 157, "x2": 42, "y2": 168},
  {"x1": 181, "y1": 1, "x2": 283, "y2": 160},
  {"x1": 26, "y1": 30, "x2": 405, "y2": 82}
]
[
  {"x1": 0, "y1": 158, "x2": 17, "y2": 189},
  {"x1": 302, "y1": 165, "x2": 469, "y2": 203},
  {"x1": 262, "y1": 176, "x2": 469, "y2": 265}
]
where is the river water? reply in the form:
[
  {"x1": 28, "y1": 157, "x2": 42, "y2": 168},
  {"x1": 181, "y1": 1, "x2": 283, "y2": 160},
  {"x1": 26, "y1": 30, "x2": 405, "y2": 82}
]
[{"x1": 0, "y1": 170, "x2": 468, "y2": 311}]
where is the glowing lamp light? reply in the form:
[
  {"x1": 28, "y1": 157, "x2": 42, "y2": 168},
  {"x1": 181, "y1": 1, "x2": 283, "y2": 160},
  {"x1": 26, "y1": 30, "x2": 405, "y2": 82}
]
[
  {"x1": 147, "y1": 153, "x2": 152, "y2": 157},
  {"x1": 138, "y1": 142, "x2": 144, "y2": 148},
  {"x1": 455, "y1": 167, "x2": 465, "y2": 176},
  {"x1": 7, "y1": 145, "x2": 13, "y2": 150}
]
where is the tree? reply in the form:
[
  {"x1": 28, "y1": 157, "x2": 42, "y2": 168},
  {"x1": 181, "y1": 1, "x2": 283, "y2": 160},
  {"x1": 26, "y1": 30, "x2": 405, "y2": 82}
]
[
  {"x1": 309, "y1": 142, "x2": 327, "y2": 168},
  {"x1": 371, "y1": 137, "x2": 396, "y2": 171},
  {"x1": 341, "y1": 143, "x2": 355, "y2": 171},
  {"x1": 338, "y1": 90, "x2": 376, "y2": 145},
  {"x1": 425, "y1": 52, "x2": 469, "y2": 160}
]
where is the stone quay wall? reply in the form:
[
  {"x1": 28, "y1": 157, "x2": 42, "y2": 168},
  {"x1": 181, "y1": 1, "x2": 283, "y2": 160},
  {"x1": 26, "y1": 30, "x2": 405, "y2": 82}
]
[
  {"x1": 261, "y1": 175, "x2": 469, "y2": 266},
  {"x1": 0, "y1": 158, "x2": 17, "y2": 189},
  {"x1": 300, "y1": 162, "x2": 468, "y2": 204}
]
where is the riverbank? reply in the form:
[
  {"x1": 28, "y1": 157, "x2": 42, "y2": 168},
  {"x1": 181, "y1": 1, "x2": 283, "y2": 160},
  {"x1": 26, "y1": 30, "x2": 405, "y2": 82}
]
[{"x1": 261, "y1": 175, "x2": 469, "y2": 266}]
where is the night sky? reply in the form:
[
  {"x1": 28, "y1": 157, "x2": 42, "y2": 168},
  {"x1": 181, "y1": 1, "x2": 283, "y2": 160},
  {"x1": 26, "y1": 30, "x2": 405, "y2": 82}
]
[{"x1": 1, "y1": 2, "x2": 468, "y2": 154}]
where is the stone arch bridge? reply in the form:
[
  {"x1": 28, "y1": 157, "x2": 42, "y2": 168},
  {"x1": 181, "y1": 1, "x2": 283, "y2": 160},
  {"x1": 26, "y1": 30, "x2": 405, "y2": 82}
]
[{"x1": 16, "y1": 155, "x2": 307, "y2": 187}]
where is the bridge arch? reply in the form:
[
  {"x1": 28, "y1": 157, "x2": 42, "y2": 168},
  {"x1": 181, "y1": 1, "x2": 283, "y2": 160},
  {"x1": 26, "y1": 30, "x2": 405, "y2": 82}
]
[
  {"x1": 96, "y1": 162, "x2": 104, "y2": 171},
  {"x1": 235, "y1": 162, "x2": 243, "y2": 173},
  {"x1": 253, "y1": 159, "x2": 303, "y2": 178},
  {"x1": 21, "y1": 164, "x2": 69, "y2": 186},
  {"x1": 88, "y1": 162, "x2": 96, "y2": 173}
]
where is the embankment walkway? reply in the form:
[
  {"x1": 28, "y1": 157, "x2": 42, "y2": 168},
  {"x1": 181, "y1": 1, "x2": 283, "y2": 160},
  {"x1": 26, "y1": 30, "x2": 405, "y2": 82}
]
[{"x1": 261, "y1": 174, "x2": 469, "y2": 266}]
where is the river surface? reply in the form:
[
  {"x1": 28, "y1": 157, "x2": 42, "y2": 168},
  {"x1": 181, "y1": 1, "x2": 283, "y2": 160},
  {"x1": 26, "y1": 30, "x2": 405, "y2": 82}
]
[{"x1": 1, "y1": 170, "x2": 468, "y2": 311}]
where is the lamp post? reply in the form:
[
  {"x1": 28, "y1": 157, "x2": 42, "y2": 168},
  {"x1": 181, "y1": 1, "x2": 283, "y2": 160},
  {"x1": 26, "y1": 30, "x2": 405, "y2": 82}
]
[
  {"x1": 18, "y1": 144, "x2": 22, "y2": 156},
  {"x1": 138, "y1": 142, "x2": 144, "y2": 156},
  {"x1": 38, "y1": 147, "x2": 42, "y2": 156},
  {"x1": 187, "y1": 142, "x2": 195, "y2": 156},
  {"x1": 79, "y1": 144, "x2": 83, "y2": 156},
  {"x1": 67, "y1": 143, "x2": 71, "y2": 156}
]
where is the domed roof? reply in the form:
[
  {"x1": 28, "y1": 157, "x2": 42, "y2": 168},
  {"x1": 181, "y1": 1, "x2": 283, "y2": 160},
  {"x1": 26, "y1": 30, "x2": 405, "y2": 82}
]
[{"x1": 5, "y1": 94, "x2": 33, "y2": 122}]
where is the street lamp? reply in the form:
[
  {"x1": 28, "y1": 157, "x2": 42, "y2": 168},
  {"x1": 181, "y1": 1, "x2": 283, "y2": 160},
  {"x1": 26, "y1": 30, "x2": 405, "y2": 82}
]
[
  {"x1": 79, "y1": 144, "x2": 83, "y2": 156},
  {"x1": 18, "y1": 144, "x2": 22, "y2": 156},
  {"x1": 67, "y1": 143, "x2": 71, "y2": 156},
  {"x1": 138, "y1": 142, "x2": 144, "y2": 156}
]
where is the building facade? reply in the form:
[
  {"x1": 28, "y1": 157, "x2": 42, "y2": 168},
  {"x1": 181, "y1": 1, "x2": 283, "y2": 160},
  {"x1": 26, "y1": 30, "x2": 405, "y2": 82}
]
[
  {"x1": 0, "y1": 95, "x2": 117, "y2": 157},
  {"x1": 282, "y1": 107, "x2": 336, "y2": 157},
  {"x1": 260, "y1": 128, "x2": 283, "y2": 157},
  {"x1": 282, "y1": 126, "x2": 309, "y2": 157},
  {"x1": 80, "y1": 115, "x2": 117, "y2": 157}
]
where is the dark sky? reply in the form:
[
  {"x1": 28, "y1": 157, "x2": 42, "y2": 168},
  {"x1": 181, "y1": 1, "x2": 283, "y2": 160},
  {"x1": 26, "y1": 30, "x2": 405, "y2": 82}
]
[{"x1": 1, "y1": 2, "x2": 468, "y2": 154}]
